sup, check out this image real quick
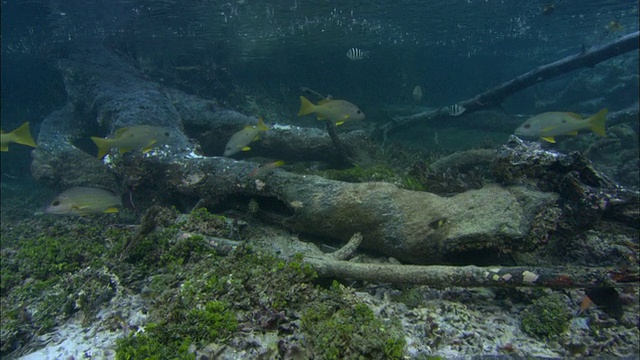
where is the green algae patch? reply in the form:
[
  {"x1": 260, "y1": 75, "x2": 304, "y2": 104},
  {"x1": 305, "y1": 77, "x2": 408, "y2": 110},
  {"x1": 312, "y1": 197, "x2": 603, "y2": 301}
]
[
  {"x1": 116, "y1": 301, "x2": 237, "y2": 360},
  {"x1": 521, "y1": 293, "x2": 571, "y2": 338},
  {"x1": 301, "y1": 282, "x2": 406, "y2": 360}
]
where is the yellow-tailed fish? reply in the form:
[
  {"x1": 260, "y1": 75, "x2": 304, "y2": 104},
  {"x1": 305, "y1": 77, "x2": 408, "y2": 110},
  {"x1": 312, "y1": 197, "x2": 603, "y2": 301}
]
[
  {"x1": 298, "y1": 96, "x2": 365, "y2": 125},
  {"x1": 45, "y1": 186, "x2": 122, "y2": 216},
  {"x1": 248, "y1": 160, "x2": 285, "y2": 178},
  {"x1": 91, "y1": 125, "x2": 172, "y2": 159},
  {"x1": 224, "y1": 117, "x2": 270, "y2": 157},
  {"x1": 1, "y1": 122, "x2": 37, "y2": 152},
  {"x1": 514, "y1": 108, "x2": 607, "y2": 143}
]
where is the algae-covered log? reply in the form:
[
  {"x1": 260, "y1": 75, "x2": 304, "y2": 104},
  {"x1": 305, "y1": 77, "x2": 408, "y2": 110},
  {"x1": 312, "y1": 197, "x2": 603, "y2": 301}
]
[
  {"x1": 112, "y1": 155, "x2": 557, "y2": 265},
  {"x1": 381, "y1": 31, "x2": 640, "y2": 136},
  {"x1": 304, "y1": 257, "x2": 639, "y2": 288}
]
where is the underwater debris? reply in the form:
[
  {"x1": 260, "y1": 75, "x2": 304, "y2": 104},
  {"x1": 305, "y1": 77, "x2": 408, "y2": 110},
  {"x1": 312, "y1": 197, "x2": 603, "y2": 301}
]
[
  {"x1": 492, "y1": 136, "x2": 639, "y2": 227},
  {"x1": 408, "y1": 158, "x2": 487, "y2": 196}
]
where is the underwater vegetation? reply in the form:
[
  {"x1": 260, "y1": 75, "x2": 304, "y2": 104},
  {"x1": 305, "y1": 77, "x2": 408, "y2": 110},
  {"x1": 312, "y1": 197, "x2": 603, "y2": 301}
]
[
  {"x1": 521, "y1": 293, "x2": 572, "y2": 338},
  {"x1": 301, "y1": 285, "x2": 405, "y2": 360},
  {"x1": 0, "y1": 206, "x2": 408, "y2": 359}
]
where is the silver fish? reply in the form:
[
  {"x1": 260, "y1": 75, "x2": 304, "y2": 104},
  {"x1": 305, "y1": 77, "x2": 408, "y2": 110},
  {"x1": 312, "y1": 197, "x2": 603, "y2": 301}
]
[
  {"x1": 448, "y1": 104, "x2": 466, "y2": 116},
  {"x1": 45, "y1": 187, "x2": 122, "y2": 216},
  {"x1": 346, "y1": 47, "x2": 369, "y2": 61}
]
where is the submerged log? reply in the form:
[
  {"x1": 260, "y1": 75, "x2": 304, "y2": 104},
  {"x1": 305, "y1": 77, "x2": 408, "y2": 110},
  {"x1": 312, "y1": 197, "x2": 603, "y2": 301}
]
[
  {"x1": 108, "y1": 154, "x2": 558, "y2": 265},
  {"x1": 161, "y1": 228, "x2": 639, "y2": 288},
  {"x1": 32, "y1": 46, "x2": 373, "y2": 192},
  {"x1": 380, "y1": 31, "x2": 640, "y2": 137},
  {"x1": 304, "y1": 257, "x2": 639, "y2": 288}
]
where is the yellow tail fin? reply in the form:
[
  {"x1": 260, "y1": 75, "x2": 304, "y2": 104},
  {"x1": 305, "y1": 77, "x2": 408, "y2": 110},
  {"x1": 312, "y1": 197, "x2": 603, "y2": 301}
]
[
  {"x1": 588, "y1": 108, "x2": 608, "y2": 136},
  {"x1": 298, "y1": 96, "x2": 316, "y2": 116},
  {"x1": 257, "y1": 117, "x2": 270, "y2": 131},
  {"x1": 91, "y1": 136, "x2": 114, "y2": 159},
  {"x1": 9, "y1": 122, "x2": 37, "y2": 148}
]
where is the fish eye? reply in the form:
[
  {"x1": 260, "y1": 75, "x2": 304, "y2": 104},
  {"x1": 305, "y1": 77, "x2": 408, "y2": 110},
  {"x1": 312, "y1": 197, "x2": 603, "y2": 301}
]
[
  {"x1": 164, "y1": 132, "x2": 170, "y2": 137},
  {"x1": 523, "y1": 124, "x2": 531, "y2": 129},
  {"x1": 52, "y1": 200, "x2": 60, "y2": 206},
  {"x1": 357, "y1": 110, "x2": 362, "y2": 114}
]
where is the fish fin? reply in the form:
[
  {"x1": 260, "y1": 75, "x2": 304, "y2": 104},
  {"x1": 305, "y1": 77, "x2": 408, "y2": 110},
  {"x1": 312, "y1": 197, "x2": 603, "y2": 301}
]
[
  {"x1": 578, "y1": 295, "x2": 594, "y2": 315},
  {"x1": 273, "y1": 160, "x2": 285, "y2": 166},
  {"x1": 142, "y1": 140, "x2": 158, "y2": 153},
  {"x1": 119, "y1": 148, "x2": 131, "y2": 154},
  {"x1": 91, "y1": 136, "x2": 114, "y2": 159},
  {"x1": 257, "y1": 117, "x2": 270, "y2": 131},
  {"x1": 567, "y1": 131, "x2": 579, "y2": 136},
  {"x1": 1, "y1": 145, "x2": 8, "y2": 152},
  {"x1": 588, "y1": 108, "x2": 608, "y2": 137},
  {"x1": 541, "y1": 136, "x2": 556, "y2": 143},
  {"x1": 242, "y1": 146, "x2": 251, "y2": 151},
  {"x1": 71, "y1": 204, "x2": 90, "y2": 211},
  {"x1": 317, "y1": 114, "x2": 326, "y2": 120},
  {"x1": 566, "y1": 112, "x2": 583, "y2": 119},
  {"x1": 9, "y1": 122, "x2": 37, "y2": 148},
  {"x1": 113, "y1": 127, "x2": 130, "y2": 138},
  {"x1": 298, "y1": 96, "x2": 316, "y2": 116},
  {"x1": 335, "y1": 121, "x2": 345, "y2": 126},
  {"x1": 253, "y1": 135, "x2": 260, "y2": 141},
  {"x1": 103, "y1": 207, "x2": 119, "y2": 213}
]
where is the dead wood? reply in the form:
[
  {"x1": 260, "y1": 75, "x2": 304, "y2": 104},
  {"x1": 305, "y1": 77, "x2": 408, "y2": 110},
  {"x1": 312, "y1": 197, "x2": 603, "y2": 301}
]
[
  {"x1": 380, "y1": 31, "x2": 639, "y2": 137},
  {"x1": 303, "y1": 256, "x2": 639, "y2": 288},
  {"x1": 170, "y1": 229, "x2": 638, "y2": 288},
  {"x1": 328, "y1": 232, "x2": 363, "y2": 261},
  {"x1": 111, "y1": 155, "x2": 558, "y2": 265}
]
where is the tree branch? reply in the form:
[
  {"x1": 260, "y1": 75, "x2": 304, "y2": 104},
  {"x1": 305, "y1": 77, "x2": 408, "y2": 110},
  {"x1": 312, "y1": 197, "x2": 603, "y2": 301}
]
[
  {"x1": 303, "y1": 257, "x2": 639, "y2": 288},
  {"x1": 381, "y1": 31, "x2": 639, "y2": 136}
]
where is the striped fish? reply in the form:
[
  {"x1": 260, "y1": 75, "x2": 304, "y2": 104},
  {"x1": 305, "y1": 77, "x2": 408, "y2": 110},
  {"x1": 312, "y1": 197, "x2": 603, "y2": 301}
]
[
  {"x1": 448, "y1": 104, "x2": 466, "y2": 116},
  {"x1": 346, "y1": 47, "x2": 369, "y2": 61}
]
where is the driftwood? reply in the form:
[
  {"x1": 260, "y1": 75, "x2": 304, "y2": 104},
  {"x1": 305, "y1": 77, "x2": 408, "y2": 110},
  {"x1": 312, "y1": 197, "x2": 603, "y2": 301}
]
[
  {"x1": 304, "y1": 257, "x2": 638, "y2": 288},
  {"x1": 168, "y1": 230, "x2": 638, "y2": 288},
  {"x1": 110, "y1": 153, "x2": 563, "y2": 265},
  {"x1": 380, "y1": 31, "x2": 640, "y2": 137}
]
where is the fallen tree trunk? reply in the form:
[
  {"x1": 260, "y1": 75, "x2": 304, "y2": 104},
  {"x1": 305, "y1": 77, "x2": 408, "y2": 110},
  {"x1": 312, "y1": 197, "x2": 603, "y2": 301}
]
[
  {"x1": 380, "y1": 31, "x2": 640, "y2": 137},
  {"x1": 32, "y1": 46, "x2": 374, "y2": 192},
  {"x1": 111, "y1": 154, "x2": 558, "y2": 265}
]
